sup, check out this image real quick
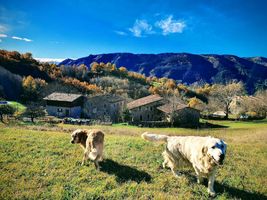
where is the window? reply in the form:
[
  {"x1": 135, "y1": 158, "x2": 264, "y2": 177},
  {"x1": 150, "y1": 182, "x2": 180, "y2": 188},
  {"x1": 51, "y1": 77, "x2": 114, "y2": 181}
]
[
  {"x1": 140, "y1": 115, "x2": 143, "y2": 121},
  {"x1": 104, "y1": 104, "x2": 106, "y2": 108},
  {"x1": 150, "y1": 107, "x2": 153, "y2": 111},
  {"x1": 57, "y1": 108, "x2": 63, "y2": 112},
  {"x1": 147, "y1": 114, "x2": 150, "y2": 119}
]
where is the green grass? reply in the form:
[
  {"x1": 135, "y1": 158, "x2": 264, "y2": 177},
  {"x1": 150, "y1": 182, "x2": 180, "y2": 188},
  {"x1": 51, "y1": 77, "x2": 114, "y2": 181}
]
[
  {"x1": 8, "y1": 101, "x2": 26, "y2": 113},
  {"x1": 0, "y1": 120, "x2": 267, "y2": 199}
]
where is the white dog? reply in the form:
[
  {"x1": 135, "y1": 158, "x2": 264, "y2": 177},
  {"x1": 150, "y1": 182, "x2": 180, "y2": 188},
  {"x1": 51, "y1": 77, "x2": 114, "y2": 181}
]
[{"x1": 142, "y1": 132, "x2": 227, "y2": 196}]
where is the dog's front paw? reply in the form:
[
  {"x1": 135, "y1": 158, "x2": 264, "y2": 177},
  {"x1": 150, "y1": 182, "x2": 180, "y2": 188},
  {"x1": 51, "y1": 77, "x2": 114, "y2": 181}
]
[{"x1": 208, "y1": 190, "x2": 216, "y2": 197}]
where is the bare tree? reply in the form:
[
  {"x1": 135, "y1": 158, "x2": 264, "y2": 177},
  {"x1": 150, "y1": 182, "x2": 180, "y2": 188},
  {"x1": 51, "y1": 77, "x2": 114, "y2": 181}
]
[
  {"x1": 165, "y1": 89, "x2": 183, "y2": 126},
  {"x1": 209, "y1": 82, "x2": 245, "y2": 119},
  {"x1": 239, "y1": 90, "x2": 267, "y2": 118}
]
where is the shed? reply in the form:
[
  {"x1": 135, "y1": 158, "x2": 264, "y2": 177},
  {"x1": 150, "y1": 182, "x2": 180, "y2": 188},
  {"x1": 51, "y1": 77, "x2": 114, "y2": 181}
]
[{"x1": 157, "y1": 103, "x2": 200, "y2": 127}]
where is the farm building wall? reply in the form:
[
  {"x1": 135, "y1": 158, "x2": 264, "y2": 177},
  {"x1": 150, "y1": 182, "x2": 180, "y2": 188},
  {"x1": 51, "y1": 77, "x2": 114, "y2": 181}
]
[
  {"x1": 129, "y1": 101, "x2": 163, "y2": 122},
  {"x1": 83, "y1": 96, "x2": 125, "y2": 122},
  {"x1": 46, "y1": 105, "x2": 81, "y2": 118}
]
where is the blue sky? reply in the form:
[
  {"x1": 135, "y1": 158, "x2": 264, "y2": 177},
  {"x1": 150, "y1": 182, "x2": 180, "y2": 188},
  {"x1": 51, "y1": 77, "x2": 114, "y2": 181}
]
[{"x1": 0, "y1": 0, "x2": 267, "y2": 60}]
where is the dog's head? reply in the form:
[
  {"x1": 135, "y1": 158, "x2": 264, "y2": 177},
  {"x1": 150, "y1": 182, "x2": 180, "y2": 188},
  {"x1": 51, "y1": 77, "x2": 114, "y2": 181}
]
[
  {"x1": 70, "y1": 129, "x2": 87, "y2": 144},
  {"x1": 202, "y1": 138, "x2": 227, "y2": 165}
]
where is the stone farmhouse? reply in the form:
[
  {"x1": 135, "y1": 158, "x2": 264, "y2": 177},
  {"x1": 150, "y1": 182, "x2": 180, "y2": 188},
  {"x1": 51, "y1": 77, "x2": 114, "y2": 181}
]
[
  {"x1": 43, "y1": 92, "x2": 83, "y2": 118},
  {"x1": 43, "y1": 92, "x2": 125, "y2": 122},
  {"x1": 127, "y1": 94, "x2": 165, "y2": 122},
  {"x1": 83, "y1": 94, "x2": 125, "y2": 122},
  {"x1": 127, "y1": 94, "x2": 200, "y2": 127}
]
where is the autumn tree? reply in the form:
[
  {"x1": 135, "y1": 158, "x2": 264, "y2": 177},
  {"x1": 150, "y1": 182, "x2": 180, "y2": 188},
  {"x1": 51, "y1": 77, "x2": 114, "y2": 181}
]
[
  {"x1": 62, "y1": 77, "x2": 102, "y2": 94},
  {"x1": 209, "y1": 82, "x2": 245, "y2": 119},
  {"x1": 118, "y1": 66, "x2": 128, "y2": 77},
  {"x1": 21, "y1": 76, "x2": 47, "y2": 102},
  {"x1": 195, "y1": 84, "x2": 212, "y2": 96},
  {"x1": 165, "y1": 79, "x2": 176, "y2": 90},
  {"x1": 188, "y1": 97, "x2": 206, "y2": 111},
  {"x1": 41, "y1": 63, "x2": 62, "y2": 79}
]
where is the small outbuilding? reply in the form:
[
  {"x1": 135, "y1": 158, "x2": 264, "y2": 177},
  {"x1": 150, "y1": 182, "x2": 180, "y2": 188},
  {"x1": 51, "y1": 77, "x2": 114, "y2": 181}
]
[
  {"x1": 43, "y1": 92, "x2": 83, "y2": 118},
  {"x1": 157, "y1": 103, "x2": 200, "y2": 127}
]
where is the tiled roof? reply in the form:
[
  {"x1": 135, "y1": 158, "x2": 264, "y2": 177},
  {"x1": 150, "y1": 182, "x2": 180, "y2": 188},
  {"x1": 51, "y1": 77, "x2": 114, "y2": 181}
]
[
  {"x1": 157, "y1": 103, "x2": 188, "y2": 113},
  {"x1": 127, "y1": 94, "x2": 163, "y2": 110},
  {"x1": 43, "y1": 92, "x2": 82, "y2": 102}
]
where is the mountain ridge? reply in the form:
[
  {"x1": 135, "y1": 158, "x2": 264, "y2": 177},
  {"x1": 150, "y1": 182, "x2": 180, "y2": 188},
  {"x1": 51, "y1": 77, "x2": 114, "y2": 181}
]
[{"x1": 59, "y1": 53, "x2": 267, "y2": 93}]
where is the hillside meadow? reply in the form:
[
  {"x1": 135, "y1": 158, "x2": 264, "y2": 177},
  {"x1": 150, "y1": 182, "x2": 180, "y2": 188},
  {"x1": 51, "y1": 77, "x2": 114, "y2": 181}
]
[{"x1": 0, "y1": 120, "x2": 267, "y2": 199}]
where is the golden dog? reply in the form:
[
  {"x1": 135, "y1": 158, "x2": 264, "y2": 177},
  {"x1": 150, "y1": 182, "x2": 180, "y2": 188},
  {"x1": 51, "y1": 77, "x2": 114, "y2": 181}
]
[{"x1": 71, "y1": 129, "x2": 104, "y2": 169}]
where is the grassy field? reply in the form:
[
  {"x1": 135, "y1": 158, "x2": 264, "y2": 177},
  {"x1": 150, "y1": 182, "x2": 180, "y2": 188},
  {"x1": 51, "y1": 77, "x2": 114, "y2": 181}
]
[
  {"x1": 8, "y1": 101, "x2": 26, "y2": 114},
  {"x1": 0, "y1": 120, "x2": 267, "y2": 199}
]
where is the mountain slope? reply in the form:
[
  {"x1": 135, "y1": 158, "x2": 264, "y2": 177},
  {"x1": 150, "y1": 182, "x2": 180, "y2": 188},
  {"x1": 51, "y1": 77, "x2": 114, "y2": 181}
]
[{"x1": 59, "y1": 53, "x2": 267, "y2": 93}]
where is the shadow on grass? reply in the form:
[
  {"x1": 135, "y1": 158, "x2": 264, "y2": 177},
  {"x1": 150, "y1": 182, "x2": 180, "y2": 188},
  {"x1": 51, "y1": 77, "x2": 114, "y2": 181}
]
[
  {"x1": 159, "y1": 168, "x2": 266, "y2": 199},
  {"x1": 199, "y1": 122, "x2": 229, "y2": 129},
  {"x1": 182, "y1": 172, "x2": 266, "y2": 199},
  {"x1": 215, "y1": 182, "x2": 267, "y2": 200},
  {"x1": 100, "y1": 159, "x2": 151, "y2": 183}
]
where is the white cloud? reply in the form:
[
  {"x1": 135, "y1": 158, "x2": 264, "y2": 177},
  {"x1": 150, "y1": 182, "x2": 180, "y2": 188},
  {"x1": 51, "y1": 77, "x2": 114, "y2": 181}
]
[
  {"x1": 114, "y1": 30, "x2": 127, "y2": 36},
  {"x1": 129, "y1": 19, "x2": 153, "y2": 37},
  {"x1": 12, "y1": 36, "x2": 32, "y2": 42},
  {"x1": 35, "y1": 58, "x2": 64, "y2": 63},
  {"x1": 0, "y1": 33, "x2": 7, "y2": 38},
  {"x1": 155, "y1": 15, "x2": 186, "y2": 35},
  {"x1": 22, "y1": 38, "x2": 32, "y2": 42}
]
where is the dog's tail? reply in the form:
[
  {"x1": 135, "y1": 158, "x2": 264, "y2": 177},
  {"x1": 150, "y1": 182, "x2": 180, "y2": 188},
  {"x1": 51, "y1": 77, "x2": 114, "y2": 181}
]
[{"x1": 141, "y1": 132, "x2": 168, "y2": 143}]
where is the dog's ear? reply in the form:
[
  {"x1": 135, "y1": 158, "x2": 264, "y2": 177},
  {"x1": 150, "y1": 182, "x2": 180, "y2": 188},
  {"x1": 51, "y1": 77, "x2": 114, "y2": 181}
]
[{"x1": 202, "y1": 146, "x2": 208, "y2": 155}]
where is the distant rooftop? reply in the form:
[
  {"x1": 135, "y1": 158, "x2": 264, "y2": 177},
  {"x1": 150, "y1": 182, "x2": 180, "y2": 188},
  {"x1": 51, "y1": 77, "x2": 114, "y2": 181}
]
[
  {"x1": 127, "y1": 94, "x2": 163, "y2": 110},
  {"x1": 43, "y1": 92, "x2": 83, "y2": 102}
]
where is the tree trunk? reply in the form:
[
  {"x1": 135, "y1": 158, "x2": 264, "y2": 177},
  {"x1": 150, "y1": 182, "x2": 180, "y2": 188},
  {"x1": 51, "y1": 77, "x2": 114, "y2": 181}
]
[
  {"x1": 225, "y1": 104, "x2": 229, "y2": 119},
  {"x1": 31, "y1": 117, "x2": 34, "y2": 123},
  {"x1": 0, "y1": 114, "x2": 3, "y2": 123}
]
